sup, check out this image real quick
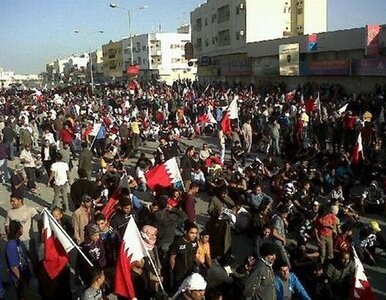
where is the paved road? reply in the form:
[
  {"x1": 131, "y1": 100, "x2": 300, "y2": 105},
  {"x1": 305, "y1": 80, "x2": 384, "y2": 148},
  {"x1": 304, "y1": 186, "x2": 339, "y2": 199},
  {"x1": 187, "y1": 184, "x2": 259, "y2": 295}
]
[{"x1": 0, "y1": 135, "x2": 385, "y2": 299}]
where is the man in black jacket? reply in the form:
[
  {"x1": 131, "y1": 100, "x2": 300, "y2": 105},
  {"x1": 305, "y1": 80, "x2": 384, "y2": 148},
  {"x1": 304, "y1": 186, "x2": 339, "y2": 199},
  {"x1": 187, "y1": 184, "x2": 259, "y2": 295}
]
[
  {"x1": 2, "y1": 121, "x2": 15, "y2": 161},
  {"x1": 70, "y1": 168, "x2": 95, "y2": 210}
]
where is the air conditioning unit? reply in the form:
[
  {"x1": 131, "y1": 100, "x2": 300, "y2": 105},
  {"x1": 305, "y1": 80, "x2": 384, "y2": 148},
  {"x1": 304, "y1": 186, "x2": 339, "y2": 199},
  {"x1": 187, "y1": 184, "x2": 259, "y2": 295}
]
[
  {"x1": 239, "y1": 3, "x2": 244, "y2": 10},
  {"x1": 239, "y1": 30, "x2": 245, "y2": 36}
]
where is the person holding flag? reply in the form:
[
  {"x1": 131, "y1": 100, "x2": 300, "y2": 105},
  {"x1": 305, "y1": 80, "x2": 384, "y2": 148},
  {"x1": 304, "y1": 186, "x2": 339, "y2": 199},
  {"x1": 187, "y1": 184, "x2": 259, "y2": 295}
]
[{"x1": 115, "y1": 217, "x2": 165, "y2": 300}]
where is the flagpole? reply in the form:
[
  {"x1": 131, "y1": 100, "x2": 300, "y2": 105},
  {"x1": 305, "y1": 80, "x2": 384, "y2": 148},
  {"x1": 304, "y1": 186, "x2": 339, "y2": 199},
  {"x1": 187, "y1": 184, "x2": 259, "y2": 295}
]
[
  {"x1": 42, "y1": 208, "x2": 94, "y2": 267},
  {"x1": 88, "y1": 132, "x2": 98, "y2": 150},
  {"x1": 131, "y1": 216, "x2": 165, "y2": 293}
]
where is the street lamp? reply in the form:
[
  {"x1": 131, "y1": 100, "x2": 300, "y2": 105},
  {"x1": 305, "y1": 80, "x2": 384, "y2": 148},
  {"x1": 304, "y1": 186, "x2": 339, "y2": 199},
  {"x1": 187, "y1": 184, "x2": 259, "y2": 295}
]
[
  {"x1": 109, "y1": 3, "x2": 149, "y2": 67},
  {"x1": 74, "y1": 30, "x2": 104, "y2": 93}
]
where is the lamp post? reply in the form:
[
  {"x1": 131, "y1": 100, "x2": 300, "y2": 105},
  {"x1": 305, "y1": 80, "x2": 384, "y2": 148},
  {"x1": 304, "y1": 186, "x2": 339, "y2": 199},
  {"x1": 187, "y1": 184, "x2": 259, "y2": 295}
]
[
  {"x1": 74, "y1": 30, "x2": 104, "y2": 93},
  {"x1": 109, "y1": 3, "x2": 149, "y2": 67}
]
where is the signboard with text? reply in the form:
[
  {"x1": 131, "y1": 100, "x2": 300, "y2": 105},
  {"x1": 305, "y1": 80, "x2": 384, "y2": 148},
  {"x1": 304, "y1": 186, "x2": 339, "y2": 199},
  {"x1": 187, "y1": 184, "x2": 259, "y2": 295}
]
[
  {"x1": 279, "y1": 43, "x2": 299, "y2": 76},
  {"x1": 300, "y1": 60, "x2": 351, "y2": 76}
]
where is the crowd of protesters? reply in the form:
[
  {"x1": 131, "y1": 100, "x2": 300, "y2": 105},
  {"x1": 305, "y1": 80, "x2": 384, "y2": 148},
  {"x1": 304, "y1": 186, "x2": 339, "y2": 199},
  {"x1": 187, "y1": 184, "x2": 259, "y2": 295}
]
[{"x1": 0, "y1": 78, "x2": 386, "y2": 300}]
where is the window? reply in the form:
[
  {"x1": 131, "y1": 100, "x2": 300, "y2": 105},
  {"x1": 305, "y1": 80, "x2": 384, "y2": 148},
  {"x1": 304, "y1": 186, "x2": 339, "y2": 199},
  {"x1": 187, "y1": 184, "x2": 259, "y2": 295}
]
[
  {"x1": 142, "y1": 45, "x2": 147, "y2": 52},
  {"x1": 205, "y1": 39, "x2": 209, "y2": 47},
  {"x1": 124, "y1": 48, "x2": 129, "y2": 54},
  {"x1": 236, "y1": 32, "x2": 240, "y2": 40},
  {"x1": 218, "y1": 30, "x2": 230, "y2": 46},
  {"x1": 236, "y1": 6, "x2": 240, "y2": 15},
  {"x1": 297, "y1": 7, "x2": 303, "y2": 14},
  {"x1": 108, "y1": 49, "x2": 116, "y2": 59},
  {"x1": 212, "y1": 36, "x2": 217, "y2": 45},
  {"x1": 196, "y1": 38, "x2": 202, "y2": 51},
  {"x1": 136, "y1": 42, "x2": 141, "y2": 52},
  {"x1": 137, "y1": 57, "x2": 141, "y2": 65},
  {"x1": 218, "y1": 5, "x2": 230, "y2": 23},
  {"x1": 205, "y1": 18, "x2": 208, "y2": 26},
  {"x1": 211, "y1": 13, "x2": 217, "y2": 23},
  {"x1": 195, "y1": 18, "x2": 202, "y2": 31}
]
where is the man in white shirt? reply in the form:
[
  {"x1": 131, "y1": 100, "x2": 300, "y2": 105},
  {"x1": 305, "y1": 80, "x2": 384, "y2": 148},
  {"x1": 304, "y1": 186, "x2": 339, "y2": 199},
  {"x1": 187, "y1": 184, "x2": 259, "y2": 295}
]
[
  {"x1": 5, "y1": 193, "x2": 40, "y2": 251},
  {"x1": 48, "y1": 153, "x2": 70, "y2": 213}
]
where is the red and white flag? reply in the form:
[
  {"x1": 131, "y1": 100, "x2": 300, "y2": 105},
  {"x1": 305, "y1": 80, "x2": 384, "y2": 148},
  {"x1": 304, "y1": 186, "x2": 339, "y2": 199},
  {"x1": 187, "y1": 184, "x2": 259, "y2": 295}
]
[
  {"x1": 285, "y1": 89, "x2": 296, "y2": 101},
  {"x1": 220, "y1": 97, "x2": 239, "y2": 134},
  {"x1": 102, "y1": 173, "x2": 130, "y2": 221},
  {"x1": 352, "y1": 132, "x2": 364, "y2": 164},
  {"x1": 198, "y1": 111, "x2": 217, "y2": 124},
  {"x1": 115, "y1": 217, "x2": 148, "y2": 299},
  {"x1": 351, "y1": 247, "x2": 376, "y2": 300},
  {"x1": 145, "y1": 157, "x2": 183, "y2": 190},
  {"x1": 42, "y1": 209, "x2": 76, "y2": 279}
]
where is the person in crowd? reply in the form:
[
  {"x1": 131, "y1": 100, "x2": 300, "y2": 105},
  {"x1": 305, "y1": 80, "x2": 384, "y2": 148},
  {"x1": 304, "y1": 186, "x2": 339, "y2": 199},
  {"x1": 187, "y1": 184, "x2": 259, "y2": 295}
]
[
  {"x1": 78, "y1": 141, "x2": 94, "y2": 180},
  {"x1": 325, "y1": 250, "x2": 355, "y2": 300},
  {"x1": 41, "y1": 139, "x2": 56, "y2": 179},
  {"x1": 71, "y1": 168, "x2": 96, "y2": 210},
  {"x1": 181, "y1": 182, "x2": 200, "y2": 223},
  {"x1": 0, "y1": 136, "x2": 10, "y2": 183},
  {"x1": 5, "y1": 193, "x2": 40, "y2": 252},
  {"x1": 180, "y1": 146, "x2": 196, "y2": 190},
  {"x1": 191, "y1": 165, "x2": 206, "y2": 189},
  {"x1": 72, "y1": 194, "x2": 94, "y2": 245},
  {"x1": 247, "y1": 184, "x2": 273, "y2": 211},
  {"x1": 149, "y1": 197, "x2": 187, "y2": 259},
  {"x1": 274, "y1": 262, "x2": 311, "y2": 300},
  {"x1": 314, "y1": 206, "x2": 337, "y2": 264},
  {"x1": 5, "y1": 220, "x2": 32, "y2": 300},
  {"x1": 47, "y1": 153, "x2": 70, "y2": 213},
  {"x1": 208, "y1": 189, "x2": 235, "y2": 217},
  {"x1": 244, "y1": 242, "x2": 277, "y2": 300},
  {"x1": 271, "y1": 205, "x2": 291, "y2": 267},
  {"x1": 199, "y1": 143, "x2": 213, "y2": 161},
  {"x1": 19, "y1": 143, "x2": 38, "y2": 192},
  {"x1": 110, "y1": 194, "x2": 136, "y2": 239},
  {"x1": 231, "y1": 140, "x2": 245, "y2": 166},
  {"x1": 169, "y1": 222, "x2": 199, "y2": 289},
  {"x1": 11, "y1": 164, "x2": 28, "y2": 199},
  {"x1": 196, "y1": 230, "x2": 212, "y2": 273},
  {"x1": 140, "y1": 225, "x2": 163, "y2": 295},
  {"x1": 3, "y1": 120, "x2": 16, "y2": 161},
  {"x1": 81, "y1": 224, "x2": 106, "y2": 270},
  {"x1": 172, "y1": 273, "x2": 206, "y2": 300},
  {"x1": 81, "y1": 266, "x2": 106, "y2": 300},
  {"x1": 52, "y1": 206, "x2": 74, "y2": 237}
]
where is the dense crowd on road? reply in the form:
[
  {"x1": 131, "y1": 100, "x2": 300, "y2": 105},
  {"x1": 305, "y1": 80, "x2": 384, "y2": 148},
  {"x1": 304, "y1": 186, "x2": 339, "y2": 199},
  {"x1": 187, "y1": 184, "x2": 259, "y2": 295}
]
[{"x1": 0, "y1": 79, "x2": 385, "y2": 300}]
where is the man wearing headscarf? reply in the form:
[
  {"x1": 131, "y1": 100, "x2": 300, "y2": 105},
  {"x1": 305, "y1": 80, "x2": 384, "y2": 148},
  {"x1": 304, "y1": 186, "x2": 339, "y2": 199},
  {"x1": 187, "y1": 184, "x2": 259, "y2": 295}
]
[
  {"x1": 172, "y1": 273, "x2": 207, "y2": 300},
  {"x1": 140, "y1": 225, "x2": 163, "y2": 294}
]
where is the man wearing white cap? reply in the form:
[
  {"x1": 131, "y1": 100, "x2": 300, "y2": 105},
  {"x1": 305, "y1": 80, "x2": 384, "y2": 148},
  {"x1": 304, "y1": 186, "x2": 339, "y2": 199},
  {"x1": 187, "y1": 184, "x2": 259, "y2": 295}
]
[{"x1": 172, "y1": 273, "x2": 207, "y2": 300}]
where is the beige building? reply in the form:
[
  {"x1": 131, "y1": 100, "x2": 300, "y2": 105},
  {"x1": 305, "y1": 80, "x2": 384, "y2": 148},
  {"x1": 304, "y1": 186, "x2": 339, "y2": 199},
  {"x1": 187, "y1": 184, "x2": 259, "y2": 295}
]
[
  {"x1": 191, "y1": 0, "x2": 327, "y2": 59},
  {"x1": 102, "y1": 40, "x2": 124, "y2": 79}
]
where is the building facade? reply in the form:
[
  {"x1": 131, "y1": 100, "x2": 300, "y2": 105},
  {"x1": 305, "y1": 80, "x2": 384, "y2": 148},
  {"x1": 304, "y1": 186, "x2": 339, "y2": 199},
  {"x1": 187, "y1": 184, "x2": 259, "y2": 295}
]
[
  {"x1": 89, "y1": 49, "x2": 104, "y2": 83},
  {"x1": 102, "y1": 40, "x2": 124, "y2": 79},
  {"x1": 191, "y1": 0, "x2": 327, "y2": 81},
  {"x1": 103, "y1": 27, "x2": 196, "y2": 82}
]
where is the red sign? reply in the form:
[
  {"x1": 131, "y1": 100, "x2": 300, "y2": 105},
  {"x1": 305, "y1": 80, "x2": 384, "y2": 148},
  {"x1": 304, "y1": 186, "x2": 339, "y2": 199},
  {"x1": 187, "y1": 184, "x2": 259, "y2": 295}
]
[
  {"x1": 366, "y1": 24, "x2": 380, "y2": 57},
  {"x1": 127, "y1": 64, "x2": 140, "y2": 76}
]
